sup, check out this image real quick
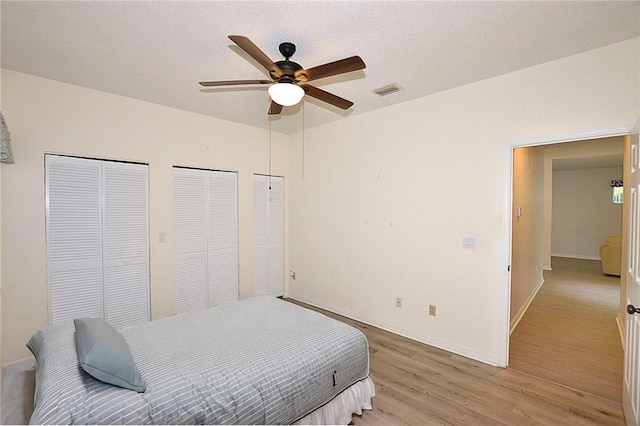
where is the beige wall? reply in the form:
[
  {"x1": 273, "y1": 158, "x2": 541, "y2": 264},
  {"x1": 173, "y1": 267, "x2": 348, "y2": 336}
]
[
  {"x1": 1, "y1": 37, "x2": 638, "y2": 368},
  {"x1": 1, "y1": 70, "x2": 290, "y2": 365},
  {"x1": 287, "y1": 38, "x2": 639, "y2": 365},
  {"x1": 1, "y1": 69, "x2": 4, "y2": 409},
  {"x1": 542, "y1": 137, "x2": 625, "y2": 269},
  {"x1": 0, "y1": 132, "x2": 3, "y2": 419},
  {"x1": 552, "y1": 166, "x2": 623, "y2": 259},
  {"x1": 510, "y1": 146, "x2": 545, "y2": 329}
]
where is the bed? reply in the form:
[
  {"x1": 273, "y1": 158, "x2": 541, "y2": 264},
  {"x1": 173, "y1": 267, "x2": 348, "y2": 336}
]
[{"x1": 27, "y1": 296, "x2": 374, "y2": 424}]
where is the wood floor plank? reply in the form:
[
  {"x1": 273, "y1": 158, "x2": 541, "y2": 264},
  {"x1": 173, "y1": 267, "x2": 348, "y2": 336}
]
[
  {"x1": 287, "y1": 296, "x2": 626, "y2": 425},
  {"x1": 509, "y1": 257, "x2": 624, "y2": 403}
]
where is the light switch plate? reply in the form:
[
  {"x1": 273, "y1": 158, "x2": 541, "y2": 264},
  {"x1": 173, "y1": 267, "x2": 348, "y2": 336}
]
[{"x1": 463, "y1": 236, "x2": 476, "y2": 249}]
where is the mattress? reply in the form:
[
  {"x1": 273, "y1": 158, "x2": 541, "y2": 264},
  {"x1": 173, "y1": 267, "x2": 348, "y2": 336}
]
[{"x1": 27, "y1": 296, "x2": 371, "y2": 424}]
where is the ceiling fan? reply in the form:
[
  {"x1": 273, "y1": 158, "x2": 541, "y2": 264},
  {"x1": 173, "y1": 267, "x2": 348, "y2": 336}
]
[{"x1": 199, "y1": 35, "x2": 366, "y2": 115}]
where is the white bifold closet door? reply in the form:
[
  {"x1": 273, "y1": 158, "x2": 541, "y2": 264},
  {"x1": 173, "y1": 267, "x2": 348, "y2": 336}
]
[
  {"x1": 46, "y1": 155, "x2": 150, "y2": 328},
  {"x1": 253, "y1": 175, "x2": 284, "y2": 297},
  {"x1": 173, "y1": 168, "x2": 238, "y2": 314}
]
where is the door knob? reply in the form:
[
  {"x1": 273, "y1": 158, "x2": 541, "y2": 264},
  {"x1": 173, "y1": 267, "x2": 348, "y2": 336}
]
[{"x1": 627, "y1": 304, "x2": 640, "y2": 315}]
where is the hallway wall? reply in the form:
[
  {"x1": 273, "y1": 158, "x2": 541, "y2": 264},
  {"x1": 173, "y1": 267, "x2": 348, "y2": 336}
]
[
  {"x1": 552, "y1": 166, "x2": 623, "y2": 259},
  {"x1": 510, "y1": 146, "x2": 545, "y2": 329}
]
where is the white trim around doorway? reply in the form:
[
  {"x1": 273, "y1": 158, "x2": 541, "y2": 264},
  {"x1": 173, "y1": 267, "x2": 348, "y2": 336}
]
[{"x1": 499, "y1": 125, "x2": 634, "y2": 368}]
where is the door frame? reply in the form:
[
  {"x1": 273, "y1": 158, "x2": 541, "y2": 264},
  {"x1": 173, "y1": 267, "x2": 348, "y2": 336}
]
[{"x1": 499, "y1": 125, "x2": 634, "y2": 367}]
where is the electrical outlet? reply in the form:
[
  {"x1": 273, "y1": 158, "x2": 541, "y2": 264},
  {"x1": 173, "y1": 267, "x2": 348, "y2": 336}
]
[
  {"x1": 290, "y1": 270, "x2": 296, "y2": 280},
  {"x1": 429, "y1": 305, "x2": 436, "y2": 316},
  {"x1": 396, "y1": 297, "x2": 402, "y2": 308}
]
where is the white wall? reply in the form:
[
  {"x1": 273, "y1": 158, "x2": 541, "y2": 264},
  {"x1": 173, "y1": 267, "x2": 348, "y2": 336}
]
[
  {"x1": 510, "y1": 146, "x2": 545, "y2": 330},
  {"x1": 1, "y1": 70, "x2": 290, "y2": 365},
  {"x1": 552, "y1": 166, "x2": 623, "y2": 259},
  {"x1": 287, "y1": 38, "x2": 639, "y2": 365}
]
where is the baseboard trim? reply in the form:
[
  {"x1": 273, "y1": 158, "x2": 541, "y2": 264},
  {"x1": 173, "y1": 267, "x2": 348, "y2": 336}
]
[
  {"x1": 551, "y1": 253, "x2": 601, "y2": 261},
  {"x1": 288, "y1": 293, "x2": 500, "y2": 367},
  {"x1": 510, "y1": 278, "x2": 545, "y2": 335},
  {"x1": 288, "y1": 293, "x2": 356, "y2": 319}
]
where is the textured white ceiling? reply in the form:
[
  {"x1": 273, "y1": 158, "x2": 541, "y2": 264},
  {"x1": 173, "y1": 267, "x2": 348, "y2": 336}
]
[{"x1": 2, "y1": 1, "x2": 639, "y2": 134}]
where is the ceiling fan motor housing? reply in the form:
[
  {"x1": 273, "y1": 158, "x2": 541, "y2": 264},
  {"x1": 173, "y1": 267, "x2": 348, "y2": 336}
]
[
  {"x1": 273, "y1": 61, "x2": 302, "y2": 81},
  {"x1": 271, "y1": 42, "x2": 302, "y2": 82}
]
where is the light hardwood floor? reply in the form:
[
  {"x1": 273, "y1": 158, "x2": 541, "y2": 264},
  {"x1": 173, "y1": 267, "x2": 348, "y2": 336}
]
[
  {"x1": 288, "y1": 298, "x2": 625, "y2": 425},
  {"x1": 509, "y1": 257, "x2": 623, "y2": 403}
]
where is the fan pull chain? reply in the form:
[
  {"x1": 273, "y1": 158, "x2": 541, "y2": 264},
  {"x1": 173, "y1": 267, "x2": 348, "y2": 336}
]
[
  {"x1": 268, "y1": 118, "x2": 272, "y2": 193},
  {"x1": 302, "y1": 103, "x2": 305, "y2": 180}
]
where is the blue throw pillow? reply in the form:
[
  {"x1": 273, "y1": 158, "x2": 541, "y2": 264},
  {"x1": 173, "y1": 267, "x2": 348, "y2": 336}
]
[{"x1": 74, "y1": 318, "x2": 146, "y2": 392}]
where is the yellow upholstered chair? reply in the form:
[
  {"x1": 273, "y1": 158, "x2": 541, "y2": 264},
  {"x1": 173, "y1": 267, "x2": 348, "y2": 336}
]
[{"x1": 600, "y1": 236, "x2": 622, "y2": 276}]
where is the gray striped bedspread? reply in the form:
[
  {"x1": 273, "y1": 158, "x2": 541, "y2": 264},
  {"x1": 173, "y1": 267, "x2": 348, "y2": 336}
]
[{"x1": 27, "y1": 296, "x2": 370, "y2": 424}]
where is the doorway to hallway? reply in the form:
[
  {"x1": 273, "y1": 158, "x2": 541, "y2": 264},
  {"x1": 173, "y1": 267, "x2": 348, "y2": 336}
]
[{"x1": 509, "y1": 256, "x2": 623, "y2": 402}]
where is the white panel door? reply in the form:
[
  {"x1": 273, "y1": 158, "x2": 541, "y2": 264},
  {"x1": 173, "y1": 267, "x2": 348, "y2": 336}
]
[
  {"x1": 253, "y1": 175, "x2": 284, "y2": 297},
  {"x1": 624, "y1": 133, "x2": 640, "y2": 426}
]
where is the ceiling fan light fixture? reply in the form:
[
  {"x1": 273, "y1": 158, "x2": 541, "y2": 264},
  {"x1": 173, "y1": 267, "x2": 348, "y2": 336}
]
[{"x1": 268, "y1": 82, "x2": 305, "y2": 106}]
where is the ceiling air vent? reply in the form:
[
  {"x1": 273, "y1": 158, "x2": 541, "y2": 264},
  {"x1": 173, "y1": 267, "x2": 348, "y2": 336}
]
[{"x1": 373, "y1": 83, "x2": 401, "y2": 97}]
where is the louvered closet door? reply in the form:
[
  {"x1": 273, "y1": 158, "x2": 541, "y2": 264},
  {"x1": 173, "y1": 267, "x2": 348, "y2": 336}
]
[
  {"x1": 46, "y1": 155, "x2": 150, "y2": 327},
  {"x1": 173, "y1": 168, "x2": 238, "y2": 313},
  {"x1": 102, "y1": 162, "x2": 150, "y2": 328},
  {"x1": 253, "y1": 175, "x2": 284, "y2": 297},
  {"x1": 207, "y1": 171, "x2": 238, "y2": 306},
  {"x1": 173, "y1": 169, "x2": 208, "y2": 313},
  {"x1": 267, "y1": 177, "x2": 284, "y2": 295},
  {"x1": 253, "y1": 176, "x2": 269, "y2": 297},
  {"x1": 46, "y1": 155, "x2": 103, "y2": 323}
]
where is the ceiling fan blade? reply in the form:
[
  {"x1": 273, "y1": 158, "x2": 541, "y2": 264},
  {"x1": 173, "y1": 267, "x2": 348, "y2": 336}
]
[
  {"x1": 228, "y1": 35, "x2": 283, "y2": 78},
  {"x1": 295, "y1": 56, "x2": 366, "y2": 82},
  {"x1": 301, "y1": 84, "x2": 353, "y2": 110},
  {"x1": 268, "y1": 101, "x2": 283, "y2": 115},
  {"x1": 199, "y1": 79, "x2": 271, "y2": 87}
]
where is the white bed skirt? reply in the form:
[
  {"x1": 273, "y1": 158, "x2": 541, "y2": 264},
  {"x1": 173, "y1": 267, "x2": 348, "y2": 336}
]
[{"x1": 294, "y1": 377, "x2": 375, "y2": 425}]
